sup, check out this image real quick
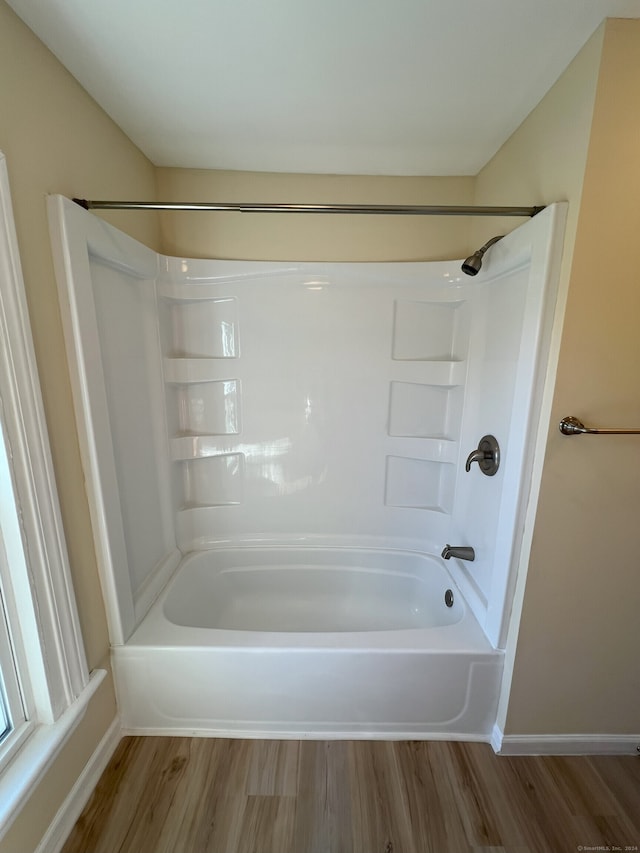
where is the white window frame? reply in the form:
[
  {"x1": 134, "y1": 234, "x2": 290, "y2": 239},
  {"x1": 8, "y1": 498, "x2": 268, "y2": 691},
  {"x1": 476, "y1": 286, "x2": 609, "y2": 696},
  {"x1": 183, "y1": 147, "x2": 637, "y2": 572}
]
[
  {"x1": 0, "y1": 150, "x2": 104, "y2": 839},
  {"x1": 0, "y1": 459, "x2": 31, "y2": 773}
]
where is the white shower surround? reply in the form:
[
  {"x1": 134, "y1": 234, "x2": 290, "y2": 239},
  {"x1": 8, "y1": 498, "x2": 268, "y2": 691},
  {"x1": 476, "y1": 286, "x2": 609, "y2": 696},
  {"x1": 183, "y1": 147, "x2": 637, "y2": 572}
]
[{"x1": 48, "y1": 197, "x2": 566, "y2": 740}]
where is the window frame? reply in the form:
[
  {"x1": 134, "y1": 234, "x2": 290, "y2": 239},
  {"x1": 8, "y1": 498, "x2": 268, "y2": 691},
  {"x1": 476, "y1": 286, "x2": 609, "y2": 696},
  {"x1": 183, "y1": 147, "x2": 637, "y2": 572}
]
[
  {"x1": 0, "y1": 516, "x2": 31, "y2": 774},
  {"x1": 0, "y1": 150, "x2": 100, "y2": 838}
]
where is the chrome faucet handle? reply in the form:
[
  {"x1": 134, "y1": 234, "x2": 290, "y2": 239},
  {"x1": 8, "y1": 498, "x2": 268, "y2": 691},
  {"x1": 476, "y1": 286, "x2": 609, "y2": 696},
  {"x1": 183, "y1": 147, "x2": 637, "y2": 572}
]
[{"x1": 465, "y1": 435, "x2": 500, "y2": 476}]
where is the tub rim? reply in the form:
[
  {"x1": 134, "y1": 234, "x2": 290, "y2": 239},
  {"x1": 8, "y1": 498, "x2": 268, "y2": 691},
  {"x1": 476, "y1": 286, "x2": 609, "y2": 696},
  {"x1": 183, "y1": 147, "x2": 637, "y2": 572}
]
[{"x1": 123, "y1": 545, "x2": 498, "y2": 655}]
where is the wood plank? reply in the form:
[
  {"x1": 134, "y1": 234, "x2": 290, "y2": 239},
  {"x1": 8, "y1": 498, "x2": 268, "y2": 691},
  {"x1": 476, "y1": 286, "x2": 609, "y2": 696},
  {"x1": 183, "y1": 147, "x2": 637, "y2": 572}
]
[
  {"x1": 455, "y1": 742, "x2": 540, "y2": 852},
  {"x1": 348, "y1": 740, "x2": 425, "y2": 853},
  {"x1": 177, "y1": 738, "x2": 253, "y2": 853},
  {"x1": 391, "y1": 742, "x2": 443, "y2": 851},
  {"x1": 246, "y1": 739, "x2": 299, "y2": 796},
  {"x1": 61, "y1": 737, "x2": 640, "y2": 853},
  {"x1": 236, "y1": 795, "x2": 296, "y2": 853},
  {"x1": 151, "y1": 737, "x2": 219, "y2": 853},
  {"x1": 115, "y1": 737, "x2": 192, "y2": 853},
  {"x1": 62, "y1": 736, "x2": 164, "y2": 853},
  {"x1": 587, "y1": 754, "x2": 640, "y2": 823},
  {"x1": 438, "y1": 741, "x2": 505, "y2": 849},
  {"x1": 60, "y1": 736, "x2": 138, "y2": 852},
  {"x1": 293, "y1": 740, "x2": 354, "y2": 853}
]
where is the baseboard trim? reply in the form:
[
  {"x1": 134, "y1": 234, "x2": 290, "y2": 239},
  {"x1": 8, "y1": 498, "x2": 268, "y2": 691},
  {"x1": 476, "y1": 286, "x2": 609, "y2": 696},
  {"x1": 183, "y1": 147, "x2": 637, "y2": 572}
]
[
  {"x1": 492, "y1": 727, "x2": 639, "y2": 755},
  {"x1": 34, "y1": 717, "x2": 121, "y2": 853}
]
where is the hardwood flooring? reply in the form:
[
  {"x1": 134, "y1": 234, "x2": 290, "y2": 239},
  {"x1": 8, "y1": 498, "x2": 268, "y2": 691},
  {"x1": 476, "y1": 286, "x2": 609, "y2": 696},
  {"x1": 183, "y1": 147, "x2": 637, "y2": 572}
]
[{"x1": 62, "y1": 737, "x2": 640, "y2": 853}]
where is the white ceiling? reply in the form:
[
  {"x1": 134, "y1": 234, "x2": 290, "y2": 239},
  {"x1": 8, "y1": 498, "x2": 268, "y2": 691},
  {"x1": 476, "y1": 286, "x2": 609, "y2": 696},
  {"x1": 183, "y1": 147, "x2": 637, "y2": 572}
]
[{"x1": 7, "y1": 0, "x2": 640, "y2": 176}]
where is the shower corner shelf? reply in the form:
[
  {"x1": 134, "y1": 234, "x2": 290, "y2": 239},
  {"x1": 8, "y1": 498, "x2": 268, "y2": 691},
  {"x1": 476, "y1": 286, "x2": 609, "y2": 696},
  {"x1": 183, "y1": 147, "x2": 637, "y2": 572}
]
[
  {"x1": 389, "y1": 359, "x2": 466, "y2": 387},
  {"x1": 384, "y1": 454, "x2": 455, "y2": 515},
  {"x1": 178, "y1": 454, "x2": 245, "y2": 507},
  {"x1": 158, "y1": 283, "x2": 236, "y2": 303},
  {"x1": 171, "y1": 436, "x2": 240, "y2": 461},
  {"x1": 385, "y1": 436, "x2": 458, "y2": 464},
  {"x1": 164, "y1": 357, "x2": 238, "y2": 384},
  {"x1": 178, "y1": 500, "x2": 242, "y2": 510},
  {"x1": 384, "y1": 500, "x2": 452, "y2": 515}
]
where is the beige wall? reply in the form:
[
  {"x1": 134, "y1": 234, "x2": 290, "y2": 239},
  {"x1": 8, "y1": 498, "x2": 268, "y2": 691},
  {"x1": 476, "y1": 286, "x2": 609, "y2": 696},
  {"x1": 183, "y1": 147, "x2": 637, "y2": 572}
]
[
  {"x1": 0, "y1": 2, "x2": 159, "y2": 849},
  {"x1": 471, "y1": 24, "x2": 604, "y2": 291},
  {"x1": 477, "y1": 19, "x2": 640, "y2": 735},
  {"x1": 157, "y1": 168, "x2": 474, "y2": 261}
]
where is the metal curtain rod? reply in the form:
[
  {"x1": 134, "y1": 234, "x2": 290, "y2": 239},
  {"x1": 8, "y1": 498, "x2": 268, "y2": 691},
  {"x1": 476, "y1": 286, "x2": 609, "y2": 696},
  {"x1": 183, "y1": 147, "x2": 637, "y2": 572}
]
[{"x1": 72, "y1": 198, "x2": 544, "y2": 217}]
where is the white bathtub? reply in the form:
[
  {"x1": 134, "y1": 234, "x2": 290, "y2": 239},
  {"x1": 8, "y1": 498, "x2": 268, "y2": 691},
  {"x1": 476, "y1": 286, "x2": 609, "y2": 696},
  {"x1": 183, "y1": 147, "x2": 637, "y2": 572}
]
[{"x1": 113, "y1": 547, "x2": 504, "y2": 739}]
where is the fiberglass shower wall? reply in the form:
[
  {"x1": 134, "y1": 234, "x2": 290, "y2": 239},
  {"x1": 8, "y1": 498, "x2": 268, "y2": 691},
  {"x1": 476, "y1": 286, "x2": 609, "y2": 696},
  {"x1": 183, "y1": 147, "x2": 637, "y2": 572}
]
[
  {"x1": 49, "y1": 197, "x2": 566, "y2": 647},
  {"x1": 157, "y1": 260, "x2": 470, "y2": 555}
]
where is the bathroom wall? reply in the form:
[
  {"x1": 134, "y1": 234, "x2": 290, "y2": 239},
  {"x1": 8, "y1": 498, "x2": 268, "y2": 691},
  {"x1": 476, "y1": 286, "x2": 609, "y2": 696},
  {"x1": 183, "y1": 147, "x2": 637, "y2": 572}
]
[
  {"x1": 0, "y1": 6, "x2": 635, "y2": 848},
  {"x1": 157, "y1": 169, "x2": 474, "y2": 261},
  {"x1": 474, "y1": 19, "x2": 640, "y2": 736},
  {"x1": 0, "y1": 2, "x2": 160, "y2": 850}
]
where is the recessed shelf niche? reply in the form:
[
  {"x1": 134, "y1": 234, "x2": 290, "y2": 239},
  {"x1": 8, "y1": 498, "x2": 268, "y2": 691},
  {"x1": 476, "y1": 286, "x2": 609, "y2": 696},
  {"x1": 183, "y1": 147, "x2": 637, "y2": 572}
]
[
  {"x1": 392, "y1": 299, "x2": 466, "y2": 361},
  {"x1": 176, "y1": 379, "x2": 241, "y2": 436},
  {"x1": 181, "y1": 453, "x2": 244, "y2": 507},
  {"x1": 388, "y1": 381, "x2": 463, "y2": 441},
  {"x1": 384, "y1": 455, "x2": 455, "y2": 513},
  {"x1": 167, "y1": 297, "x2": 239, "y2": 358}
]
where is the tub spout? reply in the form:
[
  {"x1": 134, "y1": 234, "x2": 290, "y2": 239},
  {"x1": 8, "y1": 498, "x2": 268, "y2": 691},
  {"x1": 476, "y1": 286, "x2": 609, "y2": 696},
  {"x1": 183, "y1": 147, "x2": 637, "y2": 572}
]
[{"x1": 441, "y1": 544, "x2": 475, "y2": 562}]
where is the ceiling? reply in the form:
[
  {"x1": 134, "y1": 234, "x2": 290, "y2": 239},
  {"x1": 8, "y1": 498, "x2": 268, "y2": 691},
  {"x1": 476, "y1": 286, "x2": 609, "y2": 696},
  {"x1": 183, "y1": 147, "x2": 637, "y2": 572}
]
[{"x1": 7, "y1": 0, "x2": 640, "y2": 176}]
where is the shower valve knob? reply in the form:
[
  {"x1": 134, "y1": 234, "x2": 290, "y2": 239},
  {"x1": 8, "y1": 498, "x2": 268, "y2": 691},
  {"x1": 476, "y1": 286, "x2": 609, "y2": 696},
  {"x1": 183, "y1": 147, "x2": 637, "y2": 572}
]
[{"x1": 465, "y1": 435, "x2": 500, "y2": 476}]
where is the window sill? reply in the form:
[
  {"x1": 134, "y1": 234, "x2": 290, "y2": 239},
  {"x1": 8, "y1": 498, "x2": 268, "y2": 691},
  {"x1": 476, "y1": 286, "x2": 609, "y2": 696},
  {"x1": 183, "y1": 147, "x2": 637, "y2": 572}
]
[{"x1": 0, "y1": 669, "x2": 106, "y2": 841}]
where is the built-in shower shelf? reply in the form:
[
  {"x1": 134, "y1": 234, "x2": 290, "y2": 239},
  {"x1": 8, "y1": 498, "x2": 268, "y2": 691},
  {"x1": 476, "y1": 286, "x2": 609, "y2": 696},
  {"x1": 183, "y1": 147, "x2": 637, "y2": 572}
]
[
  {"x1": 384, "y1": 455, "x2": 455, "y2": 514},
  {"x1": 387, "y1": 380, "x2": 464, "y2": 445},
  {"x1": 164, "y1": 358, "x2": 237, "y2": 384},
  {"x1": 163, "y1": 296, "x2": 239, "y2": 359},
  {"x1": 392, "y1": 503, "x2": 451, "y2": 514},
  {"x1": 171, "y1": 435, "x2": 242, "y2": 461},
  {"x1": 158, "y1": 283, "x2": 234, "y2": 302},
  {"x1": 178, "y1": 454, "x2": 244, "y2": 506},
  {"x1": 175, "y1": 507, "x2": 238, "y2": 549},
  {"x1": 385, "y1": 437, "x2": 458, "y2": 464},
  {"x1": 388, "y1": 360, "x2": 466, "y2": 386},
  {"x1": 179, "y1": 500, "x2": 241, "y2": 510}
]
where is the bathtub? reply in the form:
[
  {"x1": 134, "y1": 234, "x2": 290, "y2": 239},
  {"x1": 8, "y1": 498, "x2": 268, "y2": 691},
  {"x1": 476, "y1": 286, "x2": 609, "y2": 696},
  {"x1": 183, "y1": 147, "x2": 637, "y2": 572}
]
[{"x1": 113, "y1": 547, "x2": 504, "y2": 739}]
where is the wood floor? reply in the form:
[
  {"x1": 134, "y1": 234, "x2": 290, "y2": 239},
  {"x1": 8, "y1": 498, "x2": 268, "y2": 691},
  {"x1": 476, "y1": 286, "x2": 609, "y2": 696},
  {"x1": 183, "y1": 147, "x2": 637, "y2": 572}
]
[{"x1": 62, "y1": 737, "x2": 640, "y2": 853}]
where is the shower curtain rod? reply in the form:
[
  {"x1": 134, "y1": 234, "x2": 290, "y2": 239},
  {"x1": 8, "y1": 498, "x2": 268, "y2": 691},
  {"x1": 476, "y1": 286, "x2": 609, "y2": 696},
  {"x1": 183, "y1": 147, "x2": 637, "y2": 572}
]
[{"x1": 72, "y1": 198, "x2": 544, "y2": 217}]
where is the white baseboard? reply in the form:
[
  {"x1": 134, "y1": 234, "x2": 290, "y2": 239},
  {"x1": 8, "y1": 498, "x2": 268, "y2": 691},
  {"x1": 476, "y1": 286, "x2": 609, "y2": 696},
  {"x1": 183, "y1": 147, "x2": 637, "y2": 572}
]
[
  {"x1": 491, "y1": 725, "x2": 640, "y2": 755},
  {"x1": 34, "y1": 717, "x2": 121, "y2": 853}
]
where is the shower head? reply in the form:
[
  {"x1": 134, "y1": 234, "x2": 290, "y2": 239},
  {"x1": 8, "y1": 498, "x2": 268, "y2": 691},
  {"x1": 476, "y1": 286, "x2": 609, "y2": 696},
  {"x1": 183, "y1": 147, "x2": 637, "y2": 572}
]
[{"x1": 461, "y1": 235, "x2": 504, "y2": 276}]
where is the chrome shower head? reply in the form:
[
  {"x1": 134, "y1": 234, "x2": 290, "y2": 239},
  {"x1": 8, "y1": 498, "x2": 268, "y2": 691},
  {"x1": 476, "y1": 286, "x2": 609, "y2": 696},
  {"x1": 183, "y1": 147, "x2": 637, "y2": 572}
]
[{"x1": 461, "y1": 235, "x2": 504, "y2": 276}]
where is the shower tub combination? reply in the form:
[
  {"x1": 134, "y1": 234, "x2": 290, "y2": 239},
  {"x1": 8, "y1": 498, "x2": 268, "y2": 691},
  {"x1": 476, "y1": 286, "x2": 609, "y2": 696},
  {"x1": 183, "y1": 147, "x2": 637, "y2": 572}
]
[{"x1": 49, "y1": 197, "x2": 565, "y2": 739}]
